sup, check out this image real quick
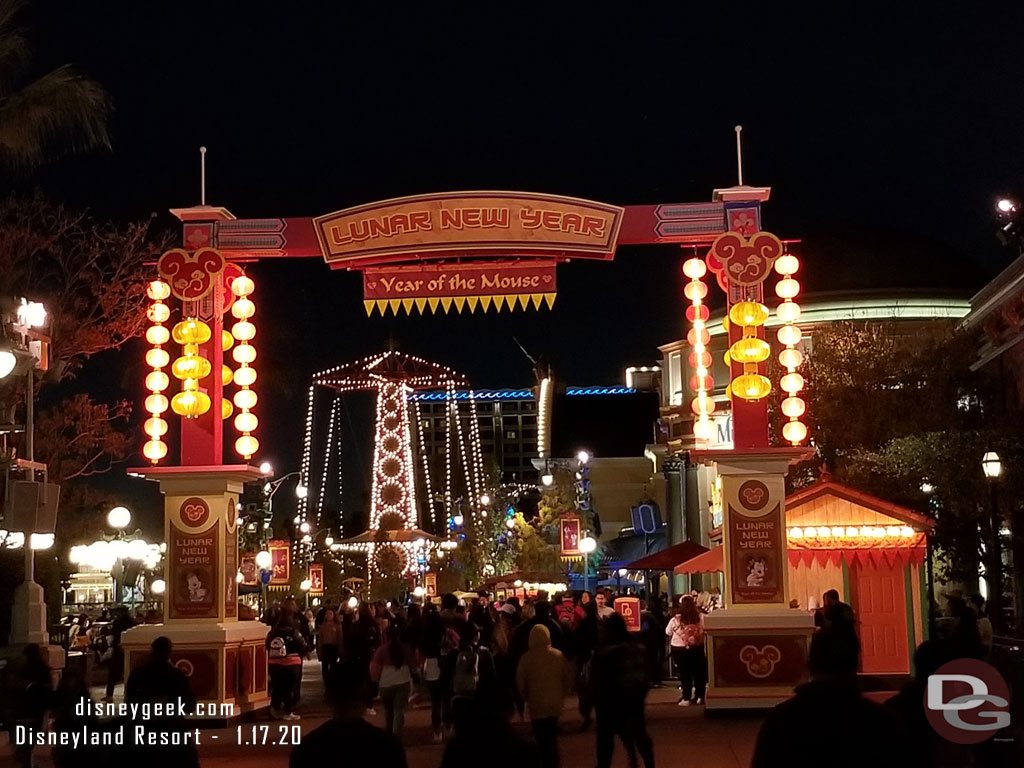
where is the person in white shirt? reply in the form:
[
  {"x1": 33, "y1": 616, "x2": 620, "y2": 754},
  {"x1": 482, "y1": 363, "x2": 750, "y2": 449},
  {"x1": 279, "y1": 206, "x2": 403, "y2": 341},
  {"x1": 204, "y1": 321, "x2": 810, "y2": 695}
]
[{"x1": 664, "y1": 596, "x2": 706, "y2": 705}]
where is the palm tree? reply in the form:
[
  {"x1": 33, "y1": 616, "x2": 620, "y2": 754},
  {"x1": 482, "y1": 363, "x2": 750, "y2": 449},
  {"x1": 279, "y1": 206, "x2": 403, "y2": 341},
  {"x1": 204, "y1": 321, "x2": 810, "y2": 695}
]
[{"x1": 0, "y1": 0, "x2": 109, "y2": 168}]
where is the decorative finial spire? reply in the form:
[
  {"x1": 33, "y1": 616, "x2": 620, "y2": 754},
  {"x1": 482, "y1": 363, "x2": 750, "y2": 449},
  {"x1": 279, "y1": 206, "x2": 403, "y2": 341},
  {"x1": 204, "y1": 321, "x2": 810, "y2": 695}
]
[
  {"x1": 200, "y1": 146, "x2": 207, "y2": 206},
  {"x1": 734, "y1": 125, "x2": 744, "y2": 186}
]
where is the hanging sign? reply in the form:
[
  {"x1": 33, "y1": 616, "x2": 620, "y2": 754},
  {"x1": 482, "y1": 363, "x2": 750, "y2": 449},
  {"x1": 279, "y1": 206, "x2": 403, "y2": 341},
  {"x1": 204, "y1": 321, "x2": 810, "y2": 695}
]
[
  {"x1": 240, "y1": 551, "x2": 258, "y2": 586},
  {"x1": 309, "y1": 563, "x2": 324, "y2": 593},
  {"x1": 615, "y1": 596, "x2": 642, "y2": 632},
  {"x1": 560, "y1": 517, "x2": 582, "y2": 557},
  {"x1": 424, "y1": 572, "x2": 438, "y2": 598},
  {"x1": 268, "y1": 539, "x2": 291, "y2": 586},
  {"x1": 363, "y1": 261, "x2": 557, "y2": 315},
  {"x1": 315, "y1": 191, "x2": 623, "y2": 267}
]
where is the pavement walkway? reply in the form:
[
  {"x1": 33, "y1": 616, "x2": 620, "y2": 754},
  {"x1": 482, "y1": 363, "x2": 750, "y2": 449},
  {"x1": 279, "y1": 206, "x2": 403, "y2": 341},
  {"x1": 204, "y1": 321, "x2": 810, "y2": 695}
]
[{"x1": 5, "y1": 660, "x2": 764, "y2": 767}]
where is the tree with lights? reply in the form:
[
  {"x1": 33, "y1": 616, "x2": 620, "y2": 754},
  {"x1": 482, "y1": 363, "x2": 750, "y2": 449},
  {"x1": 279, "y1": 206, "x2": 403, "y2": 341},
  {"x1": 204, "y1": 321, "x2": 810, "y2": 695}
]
[{"x1": 789, "y1": 320, "x2": 1024, "y2": 590}]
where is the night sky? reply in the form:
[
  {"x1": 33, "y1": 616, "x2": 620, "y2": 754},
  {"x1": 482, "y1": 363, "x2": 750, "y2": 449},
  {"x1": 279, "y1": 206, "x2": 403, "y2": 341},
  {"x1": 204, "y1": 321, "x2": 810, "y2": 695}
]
[{"x1": 24, "y1": 3, "x2": 1024, "y2": 526}]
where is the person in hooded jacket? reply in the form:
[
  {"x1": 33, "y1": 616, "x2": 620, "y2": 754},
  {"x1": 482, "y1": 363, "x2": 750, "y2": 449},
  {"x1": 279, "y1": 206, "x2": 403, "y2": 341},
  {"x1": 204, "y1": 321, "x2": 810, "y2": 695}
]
[{"x1": 516, "y1": 624, "x2": 568, "y2": 768}]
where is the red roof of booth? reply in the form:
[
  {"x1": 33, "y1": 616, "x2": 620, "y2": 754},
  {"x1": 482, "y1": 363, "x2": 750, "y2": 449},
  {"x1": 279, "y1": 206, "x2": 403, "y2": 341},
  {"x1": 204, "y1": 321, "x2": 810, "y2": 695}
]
[
  {"x1": 673, "y1": 546, "x2": 723, "y2": 575},
  {"x1": 624, "y1": 540, "x2": 708, "y2": 571}
]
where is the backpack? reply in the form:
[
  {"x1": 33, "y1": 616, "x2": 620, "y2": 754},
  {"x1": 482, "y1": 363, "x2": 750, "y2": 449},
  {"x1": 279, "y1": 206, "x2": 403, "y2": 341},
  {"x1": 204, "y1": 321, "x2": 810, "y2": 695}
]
[
  {"x1": 681, "y1": 622, "x2": 704, "y2": 648},
  {"x1": 452, "y1": 649, "x2": 479, "y2": 696},
  {"x1": 268, "y1": 636, "x2": 288, "y2": 659},
  {"x1": 440, "y1": 628, "x2": 460, "y2": 657}
]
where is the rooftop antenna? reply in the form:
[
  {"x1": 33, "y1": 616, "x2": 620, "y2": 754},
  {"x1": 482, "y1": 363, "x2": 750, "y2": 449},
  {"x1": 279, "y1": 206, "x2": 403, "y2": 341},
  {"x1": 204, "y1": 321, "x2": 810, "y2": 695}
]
[
  {"x1": 200, "y1": 146, "x2": 207, "y2": 205},
  {"x1": 734, "y1": 125, "x2": 744, "y2": 186}
]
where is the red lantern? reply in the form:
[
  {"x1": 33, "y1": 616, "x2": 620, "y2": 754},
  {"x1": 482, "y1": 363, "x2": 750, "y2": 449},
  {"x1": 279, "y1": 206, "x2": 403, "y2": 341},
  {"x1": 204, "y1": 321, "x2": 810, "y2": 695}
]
[
  {"x1": 685, "y1": 304, "x2": 710, "y2": 323},
  {"x1": 686, "y1": 327, "x2": 711, "y2": 347},
  {"x1": 688, "y1": 350, "x2": 712, "y2": 369},
  {"x1": 690, "y1": 373, "x2": 714, "y2": 392}
]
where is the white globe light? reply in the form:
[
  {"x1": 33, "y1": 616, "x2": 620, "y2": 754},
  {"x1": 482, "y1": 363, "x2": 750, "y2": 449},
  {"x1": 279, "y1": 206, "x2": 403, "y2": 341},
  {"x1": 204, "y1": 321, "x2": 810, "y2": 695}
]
[
  {"x1": 325, "y1": 535, "x2": 334, "y2": 546},
  {"x1": 348, "y1": 596, "x2": 359, "y2": 609},
  {"x1": 295, "y1": 484, "x2": 308, "y2": 499},
  {"x1": 151, "y1": 579, "x2": 166, "y2": 595},
  {"x1": 259, "y1": 461, "x2": 273, "y2": 475},
  {"x1": 30, "y1": 533, "x2": 54, "y2": 550},
  {"x1": 107, "y1": 506, "x2": 131, "y2": 529},
  {"x1": 236, "y1": 571, "x2": 244, "y2": 583},
  {"x1": 255, "y1": 550, "x2": 272, "y2": 569},
  {"x1": 479, "y1": 494, "x2": 491, "y2": 506},
  {"x1": 0, "y1": 349, "x2": 16, "y2": 380},
  {"x1": 300, "y1": 522, "x2": 311, "y2": 533},
  {"x1": 579, "y1": 536, "x2": 597, "y2": 554},
  {"x1": 998, "y1": 198, "x2": 1015, "y2": 213},
  {"x1": 413, "y1": 586, "x2": 426, "y2": 597},
  {"x1": 541, "y1": 473, "x2": 554, "y2": 487},
  {"x1": 617, "y1": 568, "x2": 628, "y2": 577},
  {"x1": 453, "y1": 514, "x2": 464, "y2": 526},
  {"x1": 300, "y1": 579, "x2": 312, "y2": 591},
  {"x1": 577, "y1": 450, "x2": 591, "y2": 464}
]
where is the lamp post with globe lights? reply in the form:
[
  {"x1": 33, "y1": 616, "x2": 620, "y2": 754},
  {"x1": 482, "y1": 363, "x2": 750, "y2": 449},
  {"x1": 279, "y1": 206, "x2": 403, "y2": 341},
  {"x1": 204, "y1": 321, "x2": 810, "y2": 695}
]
[
  {"x1": 982, "y1": 451, "x2": 1005, "y2": 632},
  {"x1": 255, "y1": 548, "x2": 273, "y2": 615},
  {"x1": 580, "y1": 535, "x2": 598, "y2": 594}
]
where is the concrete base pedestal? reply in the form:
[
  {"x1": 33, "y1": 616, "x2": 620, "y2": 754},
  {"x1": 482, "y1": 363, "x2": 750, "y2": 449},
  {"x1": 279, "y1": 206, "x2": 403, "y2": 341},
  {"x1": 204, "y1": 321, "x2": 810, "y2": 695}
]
[
  {"x1": 704, "y1": 608, "x2": 814, "y2": 710},
  {"x1": 10, "y1": 580, "x2": 49, "y2": 646},
  {"x1": 120, "y1": 621, "x2": 270, "y2": 719}
]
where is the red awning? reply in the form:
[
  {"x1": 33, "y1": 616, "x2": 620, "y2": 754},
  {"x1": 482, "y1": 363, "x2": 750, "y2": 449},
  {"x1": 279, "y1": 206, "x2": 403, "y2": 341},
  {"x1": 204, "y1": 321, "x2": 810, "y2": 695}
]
[
  {"x1": 673, "y1": 545, "x2": 724, "y2": 575},
  {"x1": 625, "y1": 540, "x2": 709, "y2": 571}
]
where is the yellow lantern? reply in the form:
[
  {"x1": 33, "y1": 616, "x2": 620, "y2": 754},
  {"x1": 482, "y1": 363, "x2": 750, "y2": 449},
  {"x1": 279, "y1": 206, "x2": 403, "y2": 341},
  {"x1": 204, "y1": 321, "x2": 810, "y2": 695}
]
[
  {"x1": 143, "y1": 440, "x2": 168, "y2": 462},
  {"x1": 729, "y1": 337, "x2": 771, "y2": 364},
  {"x1": 732, "y1": 373, "x2": 772, "y2": 401},
  {"x1": 722, "y1": 315, "x2": 730, "y2": 333},
  {"x1": 146, "y1": 325, "x2": 170, "y2": 346},
  {"x1": 171, "y1": 355, "x2": 212, "y2": 381},
  {"x1": 693, "y1": 417, "x2": 713, "y2": 441},
  {"x1": 171, "y1": 318, "x2": 212, "y2": 345},
  {"x1": 729, "y1": 301, "x2": 769, "y2": 328},
  {"x1": 171, "y1": 390, "x2": 211, "y2": 418},
  {"x1": 233, "y1": 389, "x2": 258, "y2": 410},
  {"x1": 723, "y1": 349, "x2": 732, "y2": 366},
  {"x1": 235, "y1": 434, "x2": 259, "y2": 459},
  {"x1": 222, "y1": 330, "x2": 234, "y2": 351},
  {"x1": 222, "y1": 365, "x2": 233, "y2": 387},
  {"x1": 222, "y1": 398, "x2": 234, "y2": 420}
]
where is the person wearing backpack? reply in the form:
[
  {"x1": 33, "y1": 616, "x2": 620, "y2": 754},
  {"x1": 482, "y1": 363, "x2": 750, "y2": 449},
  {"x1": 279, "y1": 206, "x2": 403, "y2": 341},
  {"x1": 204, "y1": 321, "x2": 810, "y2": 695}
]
[
  {"x1": 450, "y1": 622, "x2": 497, "y2": 723},
  {"x1": 665, "y1": 595, "x2": 706, "y2": 706},
  {"x1": 515, "y1": 624, "x2": 568, "y2": 768},
  {"x1": 267, "y1": 614, "x2": 307, "y2": 720}
]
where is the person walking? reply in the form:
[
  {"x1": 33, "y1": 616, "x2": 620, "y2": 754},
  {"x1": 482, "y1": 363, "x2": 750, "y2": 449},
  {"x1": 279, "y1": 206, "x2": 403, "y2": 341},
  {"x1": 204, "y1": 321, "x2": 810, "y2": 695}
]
[
  {"x1": 124, "y1": 636, "x2": 199, "y2": 768},
  {"x1": 317, "y1": 607, "x2": 342, "y2": 686},
  {"x1": 349, "y1": 601, "x2": 382, "y2": 714},
  {"x1": 516, "y1": 624, "x2": 568, "y2": 768},
  {"x1": 591, "y1": 614, "x2": 655, "y2": 768},
  {"x1": 291, "y1": 661, "x2": 407, "y2": 768},
  {"x1": 418, "y1": 605, "x2": 446, "y2": 743},
  {"x1": 370, "y1": 625, "x2": 416, "y2": 741},
  {"x1": 574, "y1": 599, "x2": 599, "y2": 730},
  {"x1": 13, "y1": 644, "x2": 53, "y2": 768},
  {"x1": 665, "y1": 595, "x2": 706, "y2": 705},
  {"x1": 101, "y1": 605, "x2": 135, "y2": 702},
  {"x1": 267, "y1": 611, "x2": 307, "y2": 720}
]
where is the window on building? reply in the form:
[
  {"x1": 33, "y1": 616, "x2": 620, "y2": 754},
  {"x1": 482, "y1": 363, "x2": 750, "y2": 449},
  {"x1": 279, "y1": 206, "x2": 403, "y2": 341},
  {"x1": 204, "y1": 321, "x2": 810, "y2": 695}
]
[
  {"x1": 506, "y1": 430, "x2": 517, "y2": 439},
  {"x1": 668, "y1": 351, "x2": 684, "y2": 406}
]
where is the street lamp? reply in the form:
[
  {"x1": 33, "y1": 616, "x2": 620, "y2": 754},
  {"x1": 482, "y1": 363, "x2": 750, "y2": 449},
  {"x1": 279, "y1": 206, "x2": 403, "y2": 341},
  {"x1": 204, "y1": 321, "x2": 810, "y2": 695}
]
[
  {"x1": 0, "y1": 344, "x2": 15, "y2": 379},
  {"x1": 580, "y1": 535, "x2": 597, "y2": 594},
  {"x1": 541, "y1": 471, "x2": 554, "y2": 487},
  {"x1": 982, "y1": 451, "x2": 1004, "y2": 632},
  {"x1": 577, "y1": 450, "x2": 591, "y2": 465},
  {"x1": 107, "y1": 506, "x2": 131, "y2": 531},
  {"x1": 259, "y1": 461, "x2": 273, "y2": 475},
  {"x1": 300, "y1": 577, "x2": 312, "y2": 608},
  {"x1": 151, "y1": 579, "x2": 166, "y2": 595}
]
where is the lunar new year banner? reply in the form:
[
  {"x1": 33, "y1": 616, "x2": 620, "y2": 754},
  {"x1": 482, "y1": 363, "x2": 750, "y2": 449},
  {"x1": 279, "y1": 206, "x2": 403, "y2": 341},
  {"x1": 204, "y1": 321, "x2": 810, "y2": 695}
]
[
  {"x1": 309, "y1": 563, "x2": 324, "y2": 593},
  {"x1": 726, "y1": 477, "x2": 787, "y2": 606},
  {"x1": 168, "y1": 497, "x2": 219, "y2": 620},
  {"x1": 269, "y1": 539, "x2": 291, "y2": 587},
  {"x1": 560, "y1": 517, "x2": 581, "y2": 558},
  {"x1": 363, "y1": 261, "x2": 557, "y2": 316},
  {"x1": 314, "y1": 191, "x2": 623, "y2": 267}
]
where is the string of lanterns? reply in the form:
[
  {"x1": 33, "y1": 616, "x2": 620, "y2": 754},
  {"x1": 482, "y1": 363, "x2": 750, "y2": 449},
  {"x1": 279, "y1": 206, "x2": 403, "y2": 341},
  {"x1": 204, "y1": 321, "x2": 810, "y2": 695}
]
[
  {"x1": 775, "y1": 254, "x2": 806, "y2": 445},
  {"x1": 728, "y1": 300, "x2": 772, "y2": 402},
  {"x1": 169, "y1": 315, "x2": 213, "y2": 419},
  {"x1": 143, "y1": 280, "x2": 172, "y2": 463},
  {"x1": 229, "y1": 273, "x2": 259, "y2": 460},
  {"x1": 683, "y1": 256, "x2": 714, "y2": 441}
]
